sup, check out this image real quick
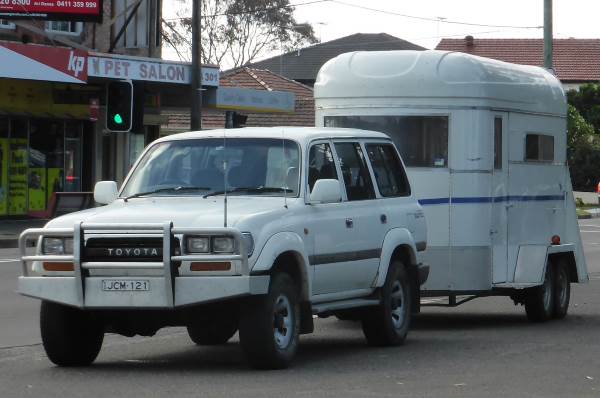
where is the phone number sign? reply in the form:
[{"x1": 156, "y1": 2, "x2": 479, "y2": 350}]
[{"x1": 0, "y1": 0, "x2": 103, "y2": 22}]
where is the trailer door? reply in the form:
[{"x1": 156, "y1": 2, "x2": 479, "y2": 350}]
[{"x1": 491, "y1": 113, "x2": 509, "y2": 283}]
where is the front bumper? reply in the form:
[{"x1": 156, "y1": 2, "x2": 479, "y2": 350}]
[
  {"x1": 18, "y1": 222, "x2": 269, "y2": 309},
  {"x1": 18, "y1": 275, "x2": 270, "y2": 308}
]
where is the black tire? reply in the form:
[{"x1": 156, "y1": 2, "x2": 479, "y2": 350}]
[
  {"x1": 187, "y1": 317, "x2": 238, "y2": 345},
  {"x1": 525, "y1": 264, "x2": 555, "y2": 322},
  {"x1": 239, "y1": 273, "x2": 300, "y2": 369},
  {"x1": 553, "y1": 261, "x2": 571, "y2": 319},
  {"x1": 40, "y1": 301, "x2": 104, "y2": 366},
  {"x1": 361, "y1": 260, "x2": 412, "y2": 346}
]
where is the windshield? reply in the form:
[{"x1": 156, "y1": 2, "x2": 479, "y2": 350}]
[{"x1": 120, "y1": 138, "x2": 301, "y2": 198}]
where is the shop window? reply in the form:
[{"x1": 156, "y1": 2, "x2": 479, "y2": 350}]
[
  {"x1": 325, "y1": 115, "x2": 449, "y2": 168},
  {"x1": 525, "y1": 134, "x2": 554, "y2": 162},
  {"x1": 0, "y1": 19, "x2": 15, "y2": 29},
  {"x1": 113, "y1": 0, "x2": 152, "y2": 48},
  {"x1": 45, "y1": 21, "x2": 83, "y2": 35},
  {"x1": 0, "y1": 119, "x2": 8, "y2": 216}
]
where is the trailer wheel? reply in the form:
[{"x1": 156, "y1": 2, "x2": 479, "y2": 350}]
[
  {"x1": 525, "y1": 264, "x2": 555, "y2": 322},
  {"x1": 239, "y1": 272, "x2": 300, "y2": 369},
  {"x1": 187, "y1": 317, "x2": 238, "y2": 345},
  {"x1": 361, "y1": 260, "x2": 412, "y2": 346},
  {"x1": 40, "y1": 301, "x2": 104, "y2": 366},
  {"x1": 553, "y1": 261, "x2": 571, "y2": 319}
]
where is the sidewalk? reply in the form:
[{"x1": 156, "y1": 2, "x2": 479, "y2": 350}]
[{"x1": 0, "y1": 219, "x2": 48, "y2": 249}]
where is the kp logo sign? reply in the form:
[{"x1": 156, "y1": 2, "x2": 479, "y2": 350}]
[{"x1": 68, "y1": 51, "x2": 86, "y2": 78}]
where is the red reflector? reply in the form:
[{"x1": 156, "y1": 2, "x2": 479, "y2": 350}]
[
  {"x1": 551, "y1": 235, "x2": 561, "y2": 245},
  {"x1": 66, "y1": 175, "x2": 76, "y2": 182},
  {"x1": 597, "y1": 182, "x2": 600, "y2": 194},
  {"x1": 190, "y1": 262, "x2": 231, "y2": 271},
  {"x1": 43, "y1": 262, "x2": 74, "y2": 272}
]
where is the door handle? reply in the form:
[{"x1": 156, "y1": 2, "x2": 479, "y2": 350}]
[{"x1": 345, "y1": 218, "x2": 354, "y2": 228}]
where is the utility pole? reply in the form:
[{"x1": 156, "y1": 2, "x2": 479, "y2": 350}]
[
  {"x1": 544, "y1": 0, "x2": 553, "y2": 71},
  {"x1": 190, "y1": 0, "x2": 202, "y2": 130}
]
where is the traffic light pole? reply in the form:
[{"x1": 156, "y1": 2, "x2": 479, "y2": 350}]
[{"x1": 190, "y1": 0, "x2": 202, "y2": 131}]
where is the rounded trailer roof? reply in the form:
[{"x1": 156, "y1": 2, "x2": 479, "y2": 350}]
[{"x1": 314, "y1": 50, "x2": 566, "y2": 116}]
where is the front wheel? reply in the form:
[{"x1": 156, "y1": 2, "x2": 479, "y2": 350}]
[
  {"x1": 525, "y1": 264, "x2": 555, "y2": 322},
  {"x1": 361, "y1": 260, "x2": 412, "y2": 346},
  {"x1": 40, "y1": 301, "x2": 104, "y2": 366},
  {"x1": 239, "y1": 273, "x2": 300, "y2": 369}
]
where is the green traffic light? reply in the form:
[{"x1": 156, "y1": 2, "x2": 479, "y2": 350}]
[{"x1": 113, "y1": 114, "x2": 123, "y2": 125}]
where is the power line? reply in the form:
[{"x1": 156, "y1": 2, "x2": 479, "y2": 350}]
[
  {"x1": 331, "y1": 0, "x2": 543, "y2": 30},
  {"x1": 163, "y1": 0, "x2": 332, "y2": 21}
]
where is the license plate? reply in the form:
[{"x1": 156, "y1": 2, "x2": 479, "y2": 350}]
[{"x1": 102, "y1": 280, "x2": 150, "y2": 291}]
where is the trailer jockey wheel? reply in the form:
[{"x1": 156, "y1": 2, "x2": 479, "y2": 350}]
[{"x1": 525, "y1": 264, "x2": 555, "y2": 322}]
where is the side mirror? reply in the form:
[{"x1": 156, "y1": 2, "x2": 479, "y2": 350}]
[
  {"x1": 309, "y1": 179, "x2": 342, "y2": 204},
  {"x1": 94, "y1": 181, "x2": 118, "y2": 204}
]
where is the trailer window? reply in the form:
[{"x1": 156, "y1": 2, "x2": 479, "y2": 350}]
[
  {"x1": 525, "y1": 134, "x2": 554, "y2": 162},
  {"x1": 366, "y1": 144, "x2": 410, "y2": 197},
  {"x1": 324, "y1": 116, "x2": 448, "y2": 168},
  {"x1": 494, "y1": 117, "x2": 502, "y2": 169}
]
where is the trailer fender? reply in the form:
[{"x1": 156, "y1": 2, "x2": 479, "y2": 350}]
[
  {"x1": 373, "y1": 228, "x2": 418, "y2": 288},
  {"x1": 250, "y1": 232, "x2": 312, "y2": 300},
  {"x1": 514, "y1": 244, "x2": 584, "y2": 284}
]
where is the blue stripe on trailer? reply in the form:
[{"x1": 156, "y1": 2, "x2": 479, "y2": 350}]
[{"x1": 418, "y1": 194, "x2": 564, "y2": 206}]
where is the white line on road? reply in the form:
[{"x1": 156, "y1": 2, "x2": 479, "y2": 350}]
[{"x1": 0, "y1": 259, "x2": 18, "y2": 263}]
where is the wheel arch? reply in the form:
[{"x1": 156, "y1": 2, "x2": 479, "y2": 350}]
[
  {"x1": 374, "y1": 228, "x2": 418, "y2": 288},
  {"x1": 547, "y1": 251, "x2": 578, "y2": 283}
]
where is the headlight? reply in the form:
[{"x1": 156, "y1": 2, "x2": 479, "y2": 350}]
[
  {"x1": 241, "y1": 233, "x2": 254, "y2": 257},
  {"x1": 187, "y1": 236, "x2": 210, "y2": 253},
  {"x1": 212, "y1": 236, "x2": 235, "y2": 253},
  {"x1": 42, "y1": 237, "x2": 73, "y2": 255}
]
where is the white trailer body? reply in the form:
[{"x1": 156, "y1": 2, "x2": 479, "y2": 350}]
[{"x1": 314, "y1": 50, "x2": 587, "y2": 297}]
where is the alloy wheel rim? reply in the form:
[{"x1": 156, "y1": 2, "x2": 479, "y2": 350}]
[
  {"x1": 273, "y1": 295, "x2": 293, "y2": 349},
  {"x1": 390, "y1": 280, "x2": 405, "y2": 329}
]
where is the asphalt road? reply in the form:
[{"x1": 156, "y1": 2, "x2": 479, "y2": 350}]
[{"x1": 0, "y1": 222, "x2": 599, "y2": 397}]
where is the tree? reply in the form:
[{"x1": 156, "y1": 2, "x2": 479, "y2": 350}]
[
  {"x1": 566, "y1": 103, "x2": 600, "y2": 190},
  {"x1": 162, "y1": 0, "x2": 317, "y2": 68}
]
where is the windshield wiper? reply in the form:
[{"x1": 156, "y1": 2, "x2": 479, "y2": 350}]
[
  {"x1": 123, "y1": 186, "x2": 211, "y2": 202},
  {"x1": 203, "y1": 186, "x2": 293, "y2": 199}
]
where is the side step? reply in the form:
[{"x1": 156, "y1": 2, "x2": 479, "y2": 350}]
[{"x1": 312, "y1": 298, "x2": 380, "y2": 315}]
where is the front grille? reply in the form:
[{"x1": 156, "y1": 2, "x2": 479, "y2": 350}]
[{"x1": 84, "y1": 237, "x2": 180, "y2": 262}]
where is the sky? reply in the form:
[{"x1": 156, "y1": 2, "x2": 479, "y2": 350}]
[{"x1": 162, "y1": 0, "x2": 600, "y2": 66}]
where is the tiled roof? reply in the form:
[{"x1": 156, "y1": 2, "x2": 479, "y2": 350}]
[
  {"x1": 246, "y1": 33, "x2": 425, "y2": 82},
  {"x1": 162, "y1": 67, "x2": 314, "y2": 131},
  {"x1": 435, "y1": 38, "x2": 600, "y2": 82}
]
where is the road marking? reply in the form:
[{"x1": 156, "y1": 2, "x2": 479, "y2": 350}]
[{"x1": 0, "y1": 259, "x2": 19, "y2": 263}]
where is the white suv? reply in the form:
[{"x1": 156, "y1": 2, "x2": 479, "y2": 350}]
[{"x1": 18, "y1": 127, "x2": 428, "y2": 369}]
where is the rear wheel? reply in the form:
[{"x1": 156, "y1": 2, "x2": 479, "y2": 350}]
[
  {"x1": 187, "y1": 316, "x2": 238, "y2": 345},
  {"x1": 239, "y1": 273, "x2": 300, "y2": 369},
  {"x1": 525, "y1": 264, "x2": 555, "y2": 322},
  {"x1": 361, "y1": 260, "x2": 412, "y2": 346},
  {"x1": 553, "y1": 261, "x2": 571, "y2": 319},
  {"x1": 40, "y1": 301, "x2": 104, "y2": 366}
]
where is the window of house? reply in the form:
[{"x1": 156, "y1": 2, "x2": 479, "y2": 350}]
[
  {"x1": 334, "y1": 142, "x2": 375, "y2": 201},
  {"x1": 366, "y1": 143, "x2": 410, "y2": 197},
  {"x1": 324, "y1": 115, "x2": 449, "y2": 168},
  {"x1": 45, "y1": 21, "x2": 83, "y2": 35},
  {"x1": 0, "y1": 19, "x2": 15, "y2": 29},
  {"x1": 525, "y1": 134, "x2": 554, "y2": 162},
  {"x1": 494, "y1": 117, "x2": 502, "y2": 169},
  {"x1": 113, "y1": 0, "x2": 151, "y2": 48}
]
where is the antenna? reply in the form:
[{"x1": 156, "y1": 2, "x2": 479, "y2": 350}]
[
  {"x1": 282, "y1": 129, "x2": 288, "y2": 209},
  {"x1": 223, "y1": 130, "x2": 228, "y2": 228}
]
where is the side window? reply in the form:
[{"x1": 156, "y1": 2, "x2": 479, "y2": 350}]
[
  {"x1": 525, "y1": 134, "x2": 554, "y2": 162},
  {"x1": 308, "y1": 143, "x2": 338, "y2": 192},
  {"x1": 334, "y1": 142, "x2": 376, "y2": 201},
  {"x1": 366, "y1": 144, "x2": 411, "y2": 197},
  {"x1": 494, "y1": 117, "x2": 502, "y2": 169}
]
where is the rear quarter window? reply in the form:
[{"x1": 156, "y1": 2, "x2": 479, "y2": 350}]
[{"x1": 365, "y1": 143, "x2": 411, "y2": 197}]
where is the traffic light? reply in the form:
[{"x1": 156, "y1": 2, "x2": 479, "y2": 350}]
[{"x1": 106, "y1": 80, "x2": 133, "y2": 132}]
